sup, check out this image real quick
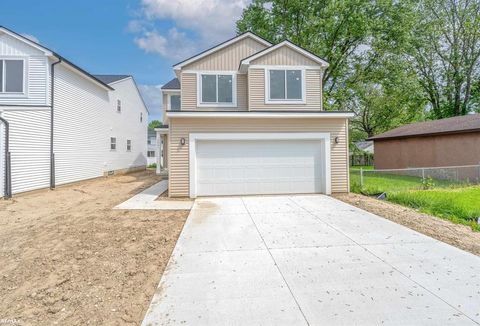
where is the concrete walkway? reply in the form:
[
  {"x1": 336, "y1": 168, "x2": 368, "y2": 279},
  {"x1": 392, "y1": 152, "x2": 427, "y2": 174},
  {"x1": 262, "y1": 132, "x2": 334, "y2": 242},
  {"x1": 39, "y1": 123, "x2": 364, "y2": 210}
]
[
  {"x1": 142, "y1": 195, "x2": 480, "y2": 326},
  {"x1": 114, "y1": 180, "x2": 193, "y2": 210}
]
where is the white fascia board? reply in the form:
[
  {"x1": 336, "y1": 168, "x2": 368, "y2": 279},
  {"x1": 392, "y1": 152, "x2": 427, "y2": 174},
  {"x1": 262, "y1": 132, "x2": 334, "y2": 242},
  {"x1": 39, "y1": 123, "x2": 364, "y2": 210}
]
[
  {"x1": 161, "y1": 89, "x2": 181, "y2": 94},
  {"x1": 239, "y1": 41, "x2": 329, "y2": 72},
  {"x1": 166, "y1": 111, "x2": 355, "y2": 119},
  {"x1": 0, "y1": 27, "x2": 53, "y2": 56},
  {"x1": 173, "y1": 32, "x2": 272, "y2": 71}
]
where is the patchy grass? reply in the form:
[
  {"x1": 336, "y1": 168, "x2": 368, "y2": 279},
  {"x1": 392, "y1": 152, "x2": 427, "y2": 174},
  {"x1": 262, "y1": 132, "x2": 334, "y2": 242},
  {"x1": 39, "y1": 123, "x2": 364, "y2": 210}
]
[
  {"x1": 349, "y1": 166, "x2": 480, "y2": 231},
  {"x1": 388, "y1": 187, "x2": 480, "y2": 231}
]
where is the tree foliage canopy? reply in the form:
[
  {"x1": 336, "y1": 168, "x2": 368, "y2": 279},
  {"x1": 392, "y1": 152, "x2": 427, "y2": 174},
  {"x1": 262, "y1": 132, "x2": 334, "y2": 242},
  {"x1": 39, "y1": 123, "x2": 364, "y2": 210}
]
[{"x1": 237, "y1": 0, "x2": 480, "y2": 139}]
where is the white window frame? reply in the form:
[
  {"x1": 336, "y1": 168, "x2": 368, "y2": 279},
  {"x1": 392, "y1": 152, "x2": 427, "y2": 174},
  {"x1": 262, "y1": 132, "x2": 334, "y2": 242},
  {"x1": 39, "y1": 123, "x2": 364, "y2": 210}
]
[
  {"x1": 196, "y1": 71, "x2": 237, "y2": 108},
  {"x1": 126, "y1": 139, "x2": 132, "y2": 151},
  {"x1": 0, "y1": 57, "x2": 28, "y2": 97},
  {"x1": 116, "y1": 99, "x2": 122, "y2": 113},
  {"x1": 168, "y1": 93, "x2": 181, "y2": 111},
  {"x1": 264, "y1": 66, "x2": 306, "y2": 105},
  {"x1": 110, "y1": 137, "x2": 116, "y2": 151}
]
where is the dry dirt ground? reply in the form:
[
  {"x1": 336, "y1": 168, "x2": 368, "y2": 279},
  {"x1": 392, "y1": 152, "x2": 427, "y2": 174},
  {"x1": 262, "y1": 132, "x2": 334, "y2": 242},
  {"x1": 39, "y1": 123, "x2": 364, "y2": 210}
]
[
  {"x1": 334, "y1": 193, "x2": 480, "y2": 256},
  {"x1": 0, "y1": 171, "x2": 189, "y2": 325}
]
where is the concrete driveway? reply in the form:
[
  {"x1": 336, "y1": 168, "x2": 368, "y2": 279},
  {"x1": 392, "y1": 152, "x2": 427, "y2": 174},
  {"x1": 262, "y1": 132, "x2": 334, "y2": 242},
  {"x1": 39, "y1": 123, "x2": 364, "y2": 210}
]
[{"x1": 142, "y1": 195, "x2": 480, "y2": 326}]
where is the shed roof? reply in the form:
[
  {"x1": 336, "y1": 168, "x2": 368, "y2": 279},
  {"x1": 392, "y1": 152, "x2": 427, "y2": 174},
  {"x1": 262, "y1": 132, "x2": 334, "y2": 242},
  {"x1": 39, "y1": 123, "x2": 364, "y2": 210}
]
[
  {"x1": 368, "y1": 114, "x2": 480, "y2": 141},
  {"x1": 93, "y1": 75, "x2": 131, "y2": 84},
  {"x1": 161, "y1": 78, "x2": 180, "y2": 90}
]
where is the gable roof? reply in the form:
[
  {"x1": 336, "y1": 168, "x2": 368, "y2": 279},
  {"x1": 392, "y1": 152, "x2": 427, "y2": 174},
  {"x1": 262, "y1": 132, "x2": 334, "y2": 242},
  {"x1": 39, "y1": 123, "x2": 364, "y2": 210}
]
[
  {"x1": 93, "y1": 74, "x2": 131, "y2": 84},
  {"x1": 161, "y1": 78, "x2": 180, "y2": 90},
  {"x1": 173, "y1": 32, "x2": 272, "y2": 71},
  {"x1": 239, "y1": 40, "x2": 329, "y2": 72},
  {"x1": 0, "y1": 26, "x2": 113, "y2": 91},
  {"x1": 368, "y1": 114, "x2": 480, "y2": 141}
]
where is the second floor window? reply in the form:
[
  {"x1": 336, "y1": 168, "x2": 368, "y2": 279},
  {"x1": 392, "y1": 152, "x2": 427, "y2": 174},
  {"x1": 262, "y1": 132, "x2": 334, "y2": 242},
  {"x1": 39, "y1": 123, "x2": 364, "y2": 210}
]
[
  {"x1": 0, "y1": 59, "x2": 24, "y2": 94},
  {"x1": 126, "y1": 139, "x2": 132, "y2": 151},
  {"x1": 170, "y1": 95, "x2": 181, "y2": 111},
  {"x1": 200, "y1": 74, "x2": 234, "y2": 105},
  {"x1": 268, "y1": 69, "x2": 303, "y2": 102},
  {"x1": 117, "y1": 100, "x2": 122, "y2": 112}
]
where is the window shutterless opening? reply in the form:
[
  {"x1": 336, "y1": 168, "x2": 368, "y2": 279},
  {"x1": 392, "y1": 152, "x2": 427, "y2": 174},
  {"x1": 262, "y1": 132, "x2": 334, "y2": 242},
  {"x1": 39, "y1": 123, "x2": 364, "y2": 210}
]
[
  {"x1": 110, "y1": 137, "x2": 116, "y2": 150},
  {"x1": 266, "y1": 68, "x2": 305, "y2": 104},
  {"x1": 197, "y1": 73, "x2": 236, "y2": 107},
  {"x1": 0, "y1": 59, "x2": 25, "y2": 94},
  {"x1": 126, "y1": 139, "x2": 132, "y2": 151}
]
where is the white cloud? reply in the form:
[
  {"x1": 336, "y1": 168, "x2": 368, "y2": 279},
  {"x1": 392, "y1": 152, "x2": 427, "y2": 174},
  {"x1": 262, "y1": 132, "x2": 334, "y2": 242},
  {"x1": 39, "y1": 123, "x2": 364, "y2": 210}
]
[
  {"x1": 21, "y1": 33, "x2": 39, "y2": 43},
  {"x1": 131, "y1": 0, "x2": 251, "y2": 60},
  {"x1": 138, "y1": 84, "x2": 164, "y2": 122},
  {"x1": 134, "y1": 28, "x2": 197, "y2": 60}
]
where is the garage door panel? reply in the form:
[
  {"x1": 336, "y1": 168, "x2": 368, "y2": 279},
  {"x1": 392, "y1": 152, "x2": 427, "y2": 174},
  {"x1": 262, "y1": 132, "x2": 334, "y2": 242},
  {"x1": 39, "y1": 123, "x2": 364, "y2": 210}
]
[{"x1": 196, "y1": 139, "x2": 325, "y2": 196}]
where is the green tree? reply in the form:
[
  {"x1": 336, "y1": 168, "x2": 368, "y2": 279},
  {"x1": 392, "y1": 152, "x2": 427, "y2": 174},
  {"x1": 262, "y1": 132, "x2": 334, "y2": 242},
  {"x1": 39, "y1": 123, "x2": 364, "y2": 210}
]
[
  {"x1": 408, "y1": 0, "x2": 480, "y2": 118},
  {"x1": 148, "y1": 120, "x2": 162, "y2": 129},
  {"x1": 237, "y1": 0, "x2": 423, "y2": 135}
]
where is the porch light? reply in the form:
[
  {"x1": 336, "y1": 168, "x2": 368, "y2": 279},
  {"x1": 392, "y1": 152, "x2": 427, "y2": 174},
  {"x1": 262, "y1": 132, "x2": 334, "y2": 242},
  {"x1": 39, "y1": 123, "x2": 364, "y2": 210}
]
[{"x1": 180, "y1": 138, "x2": 186, "y2": 145}]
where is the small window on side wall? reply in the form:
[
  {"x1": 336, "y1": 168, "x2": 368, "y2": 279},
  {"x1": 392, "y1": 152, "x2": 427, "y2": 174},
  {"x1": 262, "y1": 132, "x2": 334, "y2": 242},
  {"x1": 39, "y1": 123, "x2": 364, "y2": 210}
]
[
  {"x1": 126, "y1": 139, "x2": 132, "y2": 151},
  {"x1": 110, "y1": 137, "x2": 116, "y2": 150},
  {"x1": 0, "y1": 59, "x2": 25, "y2": 94},
  {"x1": 170, "y1": 95, "x2": 181, "y2": 111},
  {"x1": 140, "y1": 112, "x2": 143, "y2": 122},
  {"x1": 116, "y1": 100, "x2": 121, "y2": 113}
]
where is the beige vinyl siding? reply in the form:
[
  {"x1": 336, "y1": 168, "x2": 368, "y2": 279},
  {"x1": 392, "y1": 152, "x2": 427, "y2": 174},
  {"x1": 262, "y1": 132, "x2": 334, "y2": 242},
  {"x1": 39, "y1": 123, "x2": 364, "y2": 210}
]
[
  {"x1": 248, "y1": 68, "x2": 322, "y2": 110},
  {"x1": 183, "y1": 37, "x2": 268, "y2": 71},
  {"x1": 162, "y1": 93, "x2": 168, "y2": 123},
  {"x1": 168, "y1": 117, "x2": 349, "y2": 197},
  {"x1": 251, "y1": 45, "x2": 319, "y2": 66},
  {"x1": 181, "y1": 72, "x2": 248, "y2": 111},
  {"x1": 181, "y1": 73, "x2": 197, "y2": 110}
]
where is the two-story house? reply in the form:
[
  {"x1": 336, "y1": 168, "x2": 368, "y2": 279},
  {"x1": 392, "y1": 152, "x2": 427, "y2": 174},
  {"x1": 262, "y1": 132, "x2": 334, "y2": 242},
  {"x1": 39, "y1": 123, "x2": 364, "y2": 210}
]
[
  {"x1": 159, "y1": 32, "x2": 353, "y2": 198},
  {"x1": 0, "y1": 26, "x2": 148, "y2": 198}
]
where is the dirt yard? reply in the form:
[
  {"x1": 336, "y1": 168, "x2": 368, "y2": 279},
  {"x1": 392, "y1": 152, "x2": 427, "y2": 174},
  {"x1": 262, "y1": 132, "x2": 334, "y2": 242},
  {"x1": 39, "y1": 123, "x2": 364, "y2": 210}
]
[
  {"x1": 0, "y1": 171, "x2": 189, "y2": 325},
  {"x1": 334, "y1": 193, "x2": 480, "y2": 256}
]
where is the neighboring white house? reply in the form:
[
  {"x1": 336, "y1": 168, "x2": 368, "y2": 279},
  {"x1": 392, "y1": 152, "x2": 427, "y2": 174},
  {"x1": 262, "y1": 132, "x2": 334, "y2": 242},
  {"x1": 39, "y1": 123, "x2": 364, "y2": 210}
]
[
  {"x1": 147, "y1": 129, "x2": 157, "y2": 166},
  {"x1": 0, "y1": 26, "x2": 148, "y2": 197}
]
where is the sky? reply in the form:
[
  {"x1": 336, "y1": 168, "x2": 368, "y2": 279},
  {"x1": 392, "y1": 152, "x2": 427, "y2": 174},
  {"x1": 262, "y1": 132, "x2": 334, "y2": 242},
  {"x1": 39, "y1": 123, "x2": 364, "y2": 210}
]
[{"x1": 0, "y1": 0, "x2": 250, "y2": 121}]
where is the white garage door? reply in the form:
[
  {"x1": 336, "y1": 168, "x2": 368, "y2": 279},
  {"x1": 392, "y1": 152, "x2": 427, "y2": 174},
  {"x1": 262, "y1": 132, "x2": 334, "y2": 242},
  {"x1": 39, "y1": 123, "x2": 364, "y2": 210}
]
[{"x1": 195, "y1": 139, "x2": 327, "y2": 196}]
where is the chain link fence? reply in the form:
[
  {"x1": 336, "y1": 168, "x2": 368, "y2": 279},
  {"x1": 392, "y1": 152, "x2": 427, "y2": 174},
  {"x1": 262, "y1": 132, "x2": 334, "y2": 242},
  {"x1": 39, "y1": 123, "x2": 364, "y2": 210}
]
[{"x1": 351, "y1": 164, "x2": 480, "y2": 195}]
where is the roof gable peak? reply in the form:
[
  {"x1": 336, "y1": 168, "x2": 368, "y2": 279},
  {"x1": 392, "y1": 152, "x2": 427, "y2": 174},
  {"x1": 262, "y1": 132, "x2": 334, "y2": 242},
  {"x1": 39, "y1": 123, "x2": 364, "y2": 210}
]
[{"x1": 173, "y1": 32, "x2": 272, "y2": 71}]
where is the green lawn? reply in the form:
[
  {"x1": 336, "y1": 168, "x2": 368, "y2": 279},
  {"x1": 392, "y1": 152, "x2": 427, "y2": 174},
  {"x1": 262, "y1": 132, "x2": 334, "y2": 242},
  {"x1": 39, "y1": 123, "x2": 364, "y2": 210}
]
[
  {"x1": 349, "y1": 166, "x2": 480, "y2": 231},
  {"x1": 389, "y1": 187, "x2": 480, "y2": 231}
]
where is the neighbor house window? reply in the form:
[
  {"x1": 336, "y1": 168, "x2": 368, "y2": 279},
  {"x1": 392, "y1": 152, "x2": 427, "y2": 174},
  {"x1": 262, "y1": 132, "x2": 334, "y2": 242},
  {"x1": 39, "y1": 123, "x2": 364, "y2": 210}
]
[
  {"x1": 0, "y1": 59, "x2": 25, "y2": 93},
  {"x1": 110, "y1": 137, "x2": 116, "y2": 150},
  {"x1": 116, "y1": 99, "x2": 121, "y2": 112},
  {"x1": 199, "y1": 73, "x2": 235, "y2": 106},
  {"x1": 147, "y1": 151, "x2": 155, "y2": 157},
  {"x1": 170, "y1": 94, "x2": 181, "y2": 111},
  {"x1": 267, "y1": 69, "x2": 303, "y2": 102},
  {"x1": 140, "y1": 112, "x2": 143, "y2": 122},
  {"x1": 126, "y1": 139, "x2": 132, "y2": 151}
]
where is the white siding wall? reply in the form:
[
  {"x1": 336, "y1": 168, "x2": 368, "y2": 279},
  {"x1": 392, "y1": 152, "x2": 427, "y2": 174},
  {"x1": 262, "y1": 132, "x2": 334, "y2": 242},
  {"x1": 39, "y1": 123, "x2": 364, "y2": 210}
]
[
  {"x1": 0, "y1": 109, "x2": 50, "y2": 195},
  {"x1": 54, "y1": 67, "x2": 147, "y2": 187},
  {"x1": 0, "y1": 33, "x2": 50, "y2": 106}
]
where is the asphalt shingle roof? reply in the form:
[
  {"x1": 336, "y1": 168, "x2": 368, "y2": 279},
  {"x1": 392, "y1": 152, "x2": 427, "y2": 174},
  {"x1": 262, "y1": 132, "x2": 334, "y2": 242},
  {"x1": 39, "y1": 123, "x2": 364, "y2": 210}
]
[
  {"x1": 93, "y1": 75, "x2": 131, "y2": 84},
  {"x1": 368, "y1": 114, "x2": 480, "y2": 140},
  {"x1": 161, "y1": 78, "x2": 180, "y2": 90}
]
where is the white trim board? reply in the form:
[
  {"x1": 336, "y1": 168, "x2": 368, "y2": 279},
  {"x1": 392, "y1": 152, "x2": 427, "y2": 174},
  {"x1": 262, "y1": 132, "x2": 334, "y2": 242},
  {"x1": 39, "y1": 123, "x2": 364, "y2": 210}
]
[
  {"x1": 188, "y1": 132, "x2": 332, "y2": 198},
  {"x1": 167, "y1": 111, "x2": 354, "y2": 119}
]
